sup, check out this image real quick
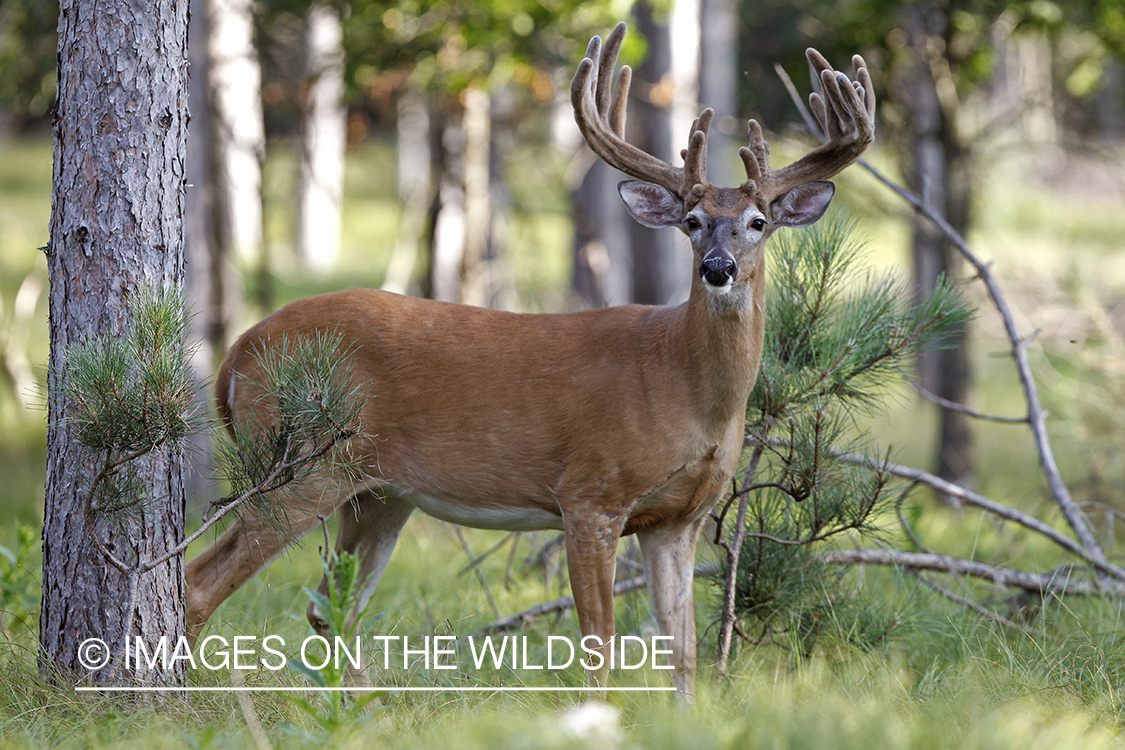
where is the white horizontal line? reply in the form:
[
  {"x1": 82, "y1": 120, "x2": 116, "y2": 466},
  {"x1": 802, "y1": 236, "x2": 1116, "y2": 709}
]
[{"x1": 75, "y1": 686, "x2": 677, "y2": 693}]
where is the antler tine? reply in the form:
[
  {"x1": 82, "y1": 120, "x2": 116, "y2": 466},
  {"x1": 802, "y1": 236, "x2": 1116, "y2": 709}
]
[
  {"x1": 594, "y1": 24, "x2": 623, "y2": 119},
  {"x1": 571, "y1": 23, "x2": 687, "y2": 197},
  {"x1": 683, "y1": 109, "x2": 713, "y2": 195},
  {"x1": 757, "y1": 48, "x2": 876, "y2": 201},
  {"x1": 609, "y1": 65, "x2": 631, "y2": 138},
  {"x1": 739, "y1": 119, "x2": 770, "y2": 188}
]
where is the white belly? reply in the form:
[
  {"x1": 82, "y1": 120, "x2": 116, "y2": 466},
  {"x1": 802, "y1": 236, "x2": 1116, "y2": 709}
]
[{"x1": 406, "y1": 492, "x2": 565, "y2": 532}]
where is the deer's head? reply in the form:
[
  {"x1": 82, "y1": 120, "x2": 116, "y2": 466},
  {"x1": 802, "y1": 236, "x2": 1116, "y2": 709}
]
[{"x1": 571, "y1": 23, "x2": 875, "y2": 311}]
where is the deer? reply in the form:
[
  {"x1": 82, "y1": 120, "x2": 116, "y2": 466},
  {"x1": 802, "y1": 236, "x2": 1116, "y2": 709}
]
[{"x1": 185, "y1": 22, "x2": 875, "y2": 699}]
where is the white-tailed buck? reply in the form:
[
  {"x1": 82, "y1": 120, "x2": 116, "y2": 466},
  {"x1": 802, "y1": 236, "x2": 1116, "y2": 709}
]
[{"x1": 186, "y1": 22, "x2": 875, "y2": 697}]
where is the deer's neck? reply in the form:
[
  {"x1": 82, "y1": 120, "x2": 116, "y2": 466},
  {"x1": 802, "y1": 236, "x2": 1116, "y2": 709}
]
[{"x1": 673, "y1": 264, "x2": 767, "y2": 426}]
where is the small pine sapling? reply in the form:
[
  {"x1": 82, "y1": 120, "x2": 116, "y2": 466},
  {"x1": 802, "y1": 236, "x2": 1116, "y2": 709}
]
[{"x1": 713, "y1": 214, "x2": 974, "y2": 666}]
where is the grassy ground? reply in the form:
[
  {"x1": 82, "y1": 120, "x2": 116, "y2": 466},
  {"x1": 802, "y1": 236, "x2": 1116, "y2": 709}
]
[{"x1": 2, "y1": 133, "x2": 1125, "y2": 747}]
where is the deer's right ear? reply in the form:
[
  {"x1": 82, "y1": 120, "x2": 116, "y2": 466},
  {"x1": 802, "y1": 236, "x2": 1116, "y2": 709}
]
[{"x1": 618, "y1": 180, "x2": 684, "y2": 229}]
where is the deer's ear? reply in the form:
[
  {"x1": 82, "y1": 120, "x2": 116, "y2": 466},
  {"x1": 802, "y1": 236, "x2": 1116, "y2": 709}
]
[
  {"x1": 771, "y1": 181, "x2": 835, "y2": 227},
  {"x1": 618, "y1": 180, "x2": 684, "y2": 228}
]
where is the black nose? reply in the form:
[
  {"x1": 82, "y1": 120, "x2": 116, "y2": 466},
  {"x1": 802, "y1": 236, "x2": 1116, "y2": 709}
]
[{"x1": 700, "y1": 254, "x2": 738, "y2": 287}]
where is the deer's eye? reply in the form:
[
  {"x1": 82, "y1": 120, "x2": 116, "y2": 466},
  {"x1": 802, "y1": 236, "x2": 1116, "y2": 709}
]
[
  {"x1": 684, "y1": 216, "x2": 702, "y2": 231},
  {"x1": 749, "y1": 218, "x2": 766, "y2": 231}
]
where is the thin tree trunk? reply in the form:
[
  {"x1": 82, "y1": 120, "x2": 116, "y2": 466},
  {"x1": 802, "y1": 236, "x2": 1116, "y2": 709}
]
[
  {"x1": 381, "y1": 90, "x2": 432, "y2": 296},
  {"x1": 461, "y1": 86, "x2": 491, "y2": 307},
  {"x1": 698, "y1": 0, "x2": 736, "y2": 188},
  {"x1": 904, "y1": 2, "x2": 974, "y2": 487},
  {"x1": 486, "y1": 97, "x2": 515, "y2": 311},
  {"x1": 429, "y1": 109, "x2": 467, "y2": 303},
  {"x1": 572, "y1": 157, "x2": 634, "y2": 309},
  {"x1": 630, "y1": 2, "x2": 680, "y2": 305},
  {"x1": 205, "y1": 0, "x2": 261, "y2": 338},
  {"x1": 297, "y1": 2, "x2": 346, "y2": 273},
  {"x1": 42, "y1": 0, "x2": 189, "y2": 685},
  {"x1": 185, "y1": 0, "x2": 217, "y2": 508}
]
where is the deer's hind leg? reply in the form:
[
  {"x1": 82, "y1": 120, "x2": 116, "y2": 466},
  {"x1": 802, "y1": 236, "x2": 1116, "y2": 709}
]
[
  {"x1": 306, "y1": 486, "x2": 415, "y2": 685},
  {"x1": 185, "y1": 484, "x2": 355, "y2": 643}
]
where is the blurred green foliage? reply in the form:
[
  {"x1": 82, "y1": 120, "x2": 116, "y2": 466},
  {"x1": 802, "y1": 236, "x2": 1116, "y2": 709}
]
[{"x1": 0, "y1": 0, "x2": 58, "y2": 129}]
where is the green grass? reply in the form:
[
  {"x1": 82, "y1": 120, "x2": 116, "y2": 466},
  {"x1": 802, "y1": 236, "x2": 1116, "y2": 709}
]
[
  {"x1": 4, "y1": 545, "x2": 1125, "y2": 749},
  {"x1": 4, "y1": 133, "x2": 1125, "y2": 747}
]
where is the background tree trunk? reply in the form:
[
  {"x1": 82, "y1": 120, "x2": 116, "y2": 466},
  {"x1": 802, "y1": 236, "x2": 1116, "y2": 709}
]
[
  {"x1": 297, "y1": 2, "x2": 346, "y2": 273},
  {"x1": 41, "y1": 0, "x2": 189, "y2": 685},
  {"x1": 903, "y1": 2, "x2": 974, "y2": 486},
  {"x1": 572, "y1": 156, "x2": 634, "y2": 308},
  {"x1": 460, "y1": 86, "x2": 492, "y2": 307},
  {"x1": 429, "y1": 107, "x2": 467, "y2": 303},
  {"x1": 381, "y1": 90, "x2": 432, "y2": 297},
  {"x1": 205, "y1": 0, "x2": 261, "y2": 335},
  {"x1": 629, "y1": 2, "x2": 680, "y2": 305},
  {"x1": 185, "y1": 0, "x2": 217, "y2": 507},
  {"x1": 698, "y1": 0, "x2": 736, "y2": 188}
]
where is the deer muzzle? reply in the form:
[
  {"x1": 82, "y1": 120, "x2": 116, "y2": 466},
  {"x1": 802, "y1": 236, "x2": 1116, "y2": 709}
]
[{"x1": 700, "y1": 247, "x2": 738, "y2": 289}]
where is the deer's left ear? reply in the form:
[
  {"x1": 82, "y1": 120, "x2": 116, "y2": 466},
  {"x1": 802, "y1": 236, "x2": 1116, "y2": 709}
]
[
  {"x1": 618, "y1": 180, "x2": 684, "y2": 228},
  {"x1": 771, "y1": 181, "x2": 836, "y2": 228}
]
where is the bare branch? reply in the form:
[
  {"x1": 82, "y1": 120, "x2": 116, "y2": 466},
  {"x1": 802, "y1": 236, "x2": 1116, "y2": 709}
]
[
  {"x1": 821, "y1": 548, "x2": 1125, "y2": 596},
  {"x1": 825, "y1": 446, "x2": 1125, "y2": 582},
  {"x1": 453, "y1": 525, "x2": 501, "y2": 620},
  {"x1": 716, "y1": 445, "x2": 765, "y2": 675},
  {"x1": 912, "y1": 572, "x2": 1021, "y2": 629},
  {"x1": 900, "y1": 371, "x2": 1029, "y2": 425}
]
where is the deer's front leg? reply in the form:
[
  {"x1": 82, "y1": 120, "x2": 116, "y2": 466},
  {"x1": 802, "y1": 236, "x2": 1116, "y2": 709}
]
[
  {"x1": 637, "y1": 518, "x2": 704, "y2": 701},
  {"x1": 562, "y1": 504, "x2": 627, "y2": 691}
]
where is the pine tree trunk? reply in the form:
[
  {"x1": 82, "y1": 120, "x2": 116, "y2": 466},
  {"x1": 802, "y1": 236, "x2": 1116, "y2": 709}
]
[
  {"x1": 429, "y1": 108, "x2": 467, "y2": 303},
  {"x1": 572, "y1": 158, "x2": 634, "y2": 309},
  {"x1": 41, "y1": 0, "x2": 189, "y2": 685},
  {"x1": 380, "y1": 91, "x2": 432, "y2": 296},
  {"x1": 460, "y1": 86, "x2": 492, "y2": 307}
]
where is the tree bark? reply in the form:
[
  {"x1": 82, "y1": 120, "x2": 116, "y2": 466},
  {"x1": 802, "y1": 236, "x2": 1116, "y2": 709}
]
[{"x1": 41, "y1": 0, "x2": 189, "y2": 685}]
